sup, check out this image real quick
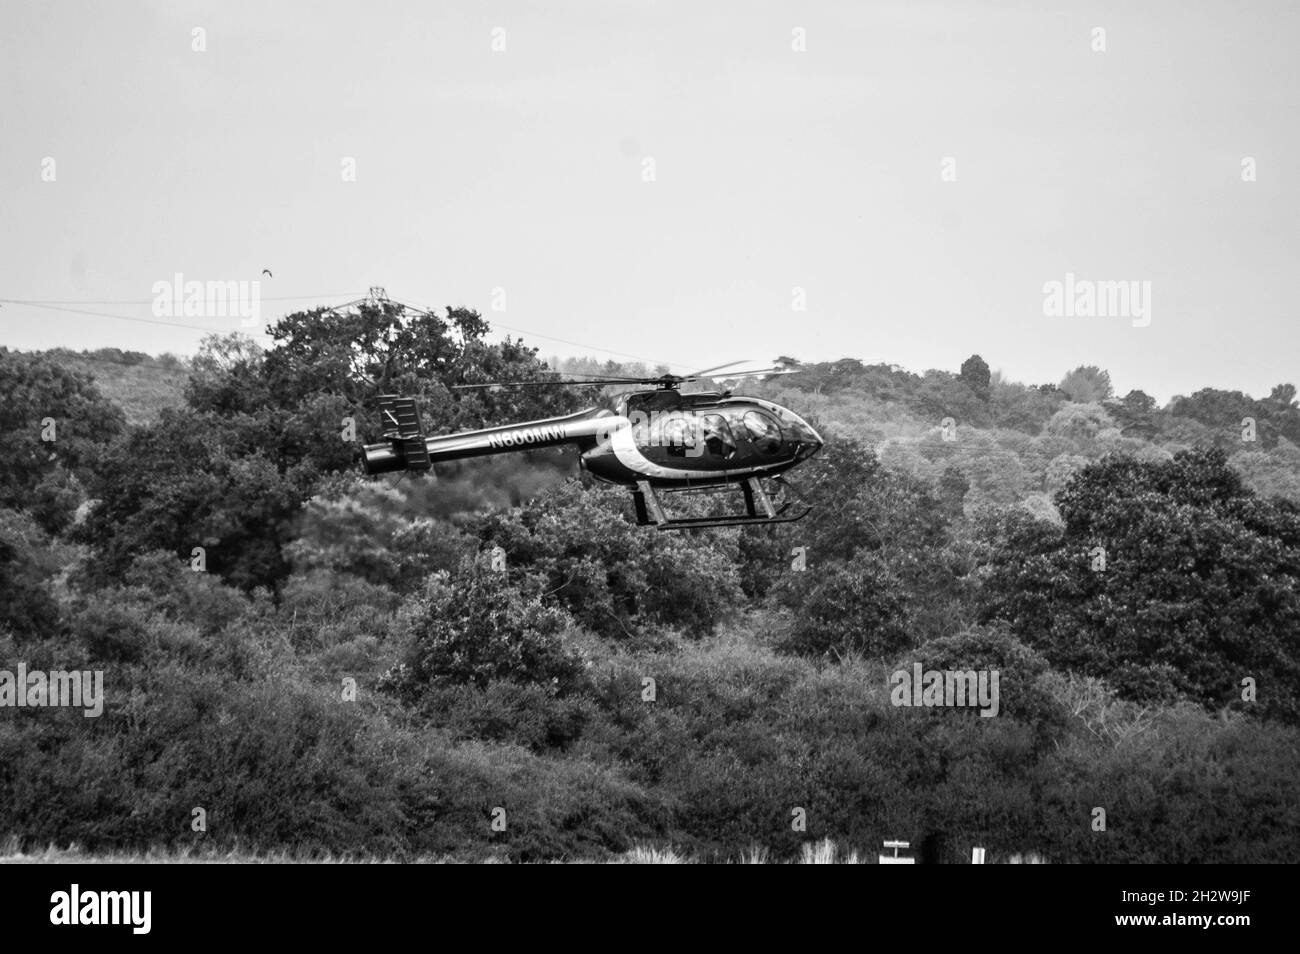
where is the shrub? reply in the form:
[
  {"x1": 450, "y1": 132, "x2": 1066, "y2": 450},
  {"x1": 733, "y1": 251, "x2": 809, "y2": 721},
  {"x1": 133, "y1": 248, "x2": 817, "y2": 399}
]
[
  {"x1": 473, "y1": 480, "x2": 741, "y2": 640},
  {"x1": 904, "y1": 625, "x2": 1061, "y2": 728},
  {"x1": 383, "y1": 558, "x2": 589, "y2": 698},
  {"x1": 0, "y1": 510, "x2": 64, "y2": 642},
  {"x1": 773, "y1": 556, "x2": 910, "y2": 658},
  {"x1": 414, "y1": 680, "x2": 593, "y2": 751}
]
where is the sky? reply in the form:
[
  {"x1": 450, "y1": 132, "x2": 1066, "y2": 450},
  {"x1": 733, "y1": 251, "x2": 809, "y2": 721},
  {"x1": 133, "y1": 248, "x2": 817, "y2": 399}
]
[{"x1": 1, "y1": 0, "x2": 1296, "y2": 402}]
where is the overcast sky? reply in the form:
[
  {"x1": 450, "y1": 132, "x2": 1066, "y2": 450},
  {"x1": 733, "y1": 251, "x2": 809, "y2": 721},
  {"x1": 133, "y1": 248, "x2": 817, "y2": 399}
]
[{"x1": 2, "y1": 0, "x2": 1296, "y2": 401}]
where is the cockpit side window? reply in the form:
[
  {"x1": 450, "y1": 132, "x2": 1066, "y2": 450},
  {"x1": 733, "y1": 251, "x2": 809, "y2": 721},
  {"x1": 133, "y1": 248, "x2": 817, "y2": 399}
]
[
  {"x1": 742, "y1": 411, "x2": 783, "y2": 454},
  {"x1": 701, "y1": 414, "x2": 736, "y2": 459},
  {"x1": 660, "y1": 414, "x2": 692, "y2": 457}
]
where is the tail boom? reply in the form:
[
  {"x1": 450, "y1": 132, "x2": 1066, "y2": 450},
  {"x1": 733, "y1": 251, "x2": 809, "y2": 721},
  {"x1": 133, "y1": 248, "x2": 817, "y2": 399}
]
[{"x1": 361, "y1": 405, "x2": 615, "y2": 475}]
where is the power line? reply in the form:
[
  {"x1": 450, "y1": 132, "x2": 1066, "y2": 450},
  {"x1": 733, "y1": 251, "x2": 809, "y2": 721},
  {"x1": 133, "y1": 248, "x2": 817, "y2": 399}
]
[
  {"x1": 0, "y1": 297, "x2": 358, "y2": 334},
  {"x1": 0, "y1": 293, "x2": 361, "y2": 305},
  {"x1": 1, "y1": 300, "x2": 242, "y2": 333},
  {"x1": 387, "y1": 296, "x2": 686, "y2": 372},
  {"x1": 3, "y1": 292, "x2": 691, "y2": 373}
]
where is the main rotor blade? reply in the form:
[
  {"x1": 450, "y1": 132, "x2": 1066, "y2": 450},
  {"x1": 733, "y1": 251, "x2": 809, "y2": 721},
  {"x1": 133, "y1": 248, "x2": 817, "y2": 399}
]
[
  {"x1": 710, "y1": 365, "x2": 803, "y2": 379},
  {"x1": 689, "y1": 359, "x2": 754, "y2": 378},
  {"x1": 560, "y1": 373, "x2": 662, "y2": 382},
  {"x1": 452, "y1": 377, "x2": 642, "y2": 390}
]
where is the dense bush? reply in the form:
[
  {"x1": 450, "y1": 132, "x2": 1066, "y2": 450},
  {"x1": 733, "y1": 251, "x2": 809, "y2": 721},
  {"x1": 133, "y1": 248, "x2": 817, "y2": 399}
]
[
  {"x1": 0, "y1": 348, "x2": 125, "y2": 532},
  {"x1": 286, "y1": 481, "x2": 473, "y2": 592},
  {"x1": 0, "y1": 566, "x2": 659, "y2": 861},
  {"x1": 0, "y1": 510, "x2": 64, "y2": 642},
  {"x1": 773, "y1": 555, "x2": 910, "y2": 657},
  {"x1": 576, "y1": 640, "x2": 1300, "y2": 862},
  {"x1": 979, "y1": 448, "x2": 1300, "y2": 721},
  {"x1": 76, "y1": 411, "x2": 319, "y2": 589},
  {"x1": 382, "y1": 558, "x2": 590, "y2": 697},
  {"x1": 473, "y1": 480, "x2": 742, "y2": 640},
  {"x1": 905, "y1": 625, "x2": 1062, "y2": 728},
  {"x1": 0, "y1": 651, "x2": 662, "y2": 860}
]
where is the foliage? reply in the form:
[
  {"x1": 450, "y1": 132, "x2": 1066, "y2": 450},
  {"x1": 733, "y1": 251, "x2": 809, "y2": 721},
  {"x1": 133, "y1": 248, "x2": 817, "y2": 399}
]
[
  {"x1": 771, "y1": 436, "x2": 959, "y2": 650},
  {"x1": 7, "y1": 335, "x2": 1300, "y2": 862},
  {"x1": 285, "y1": 481, "x2": 471, "y2": 592},
  {"x1": 959, "y1": 354, "x2": 991, "y2": 400},
  {"x1": 383, "y1": 558, "x2": 589, "y2": 696},
  {"x1": 1166, "y1": 387, "x2": 1300, "y2": 450},
  {"x1": 907, "y1": 625, "x2": 1061, "y2": 727},
  {"x1": 78, "y1": 301, "x2": 580, "y2": 590},
  {"x1": 0, "y1": 348, "x2": 126, "y2": 532},
  {"x1": 979, "y1": 448, "x2": 1300, "y2": 721},
  {"x1": 774, "y1": 555, "x2": 910, "y2": 657},
  {"x1": 76, "y1": 408, "x2": 318, "y2": 589},
  {"x1": 1046, "y1": 402, "x2": 1116, "y2": 441},
  {"x1": 1058, "y1": 365, "x2": 1113, "y2": 404},
  {"x1": 473, "y1": 480, "x2": 742, "y2": 640},
  {"x1": 0, "y1": 510, "x2": 65, "y2": 642}
]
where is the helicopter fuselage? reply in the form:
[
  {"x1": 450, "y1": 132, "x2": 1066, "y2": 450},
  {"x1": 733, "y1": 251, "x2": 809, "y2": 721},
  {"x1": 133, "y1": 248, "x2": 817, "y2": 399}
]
[
  {"x1": 580, "y1": 391, "x2": 822, "y2": 488},
  {"x1": 360, "y1": 390, "x2": 823, "y2": 491}
]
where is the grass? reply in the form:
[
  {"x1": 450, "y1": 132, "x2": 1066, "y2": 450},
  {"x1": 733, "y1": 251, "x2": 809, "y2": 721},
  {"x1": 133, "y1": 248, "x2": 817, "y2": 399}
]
[{"x1": 0, "y1": 836, "x2": 1046, "y2": 864}]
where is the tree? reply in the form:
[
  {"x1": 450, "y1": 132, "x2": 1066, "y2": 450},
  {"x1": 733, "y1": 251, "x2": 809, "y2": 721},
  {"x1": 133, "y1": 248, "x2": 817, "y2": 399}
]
[
  {"x1": 184, "y1": 334, "x2": 269, "y2": 416},
  {"x1": 79, "y1": 301, "x2": 583, "y2": 590},
  {"x1": 260, "y1": 301, "x2": 583, "y2": 433},
  {"x1": 0, "y1": 349, "x2": 125, "y2": 532},
  {"x1": 1120, "y1": 389, "x2": 1156, "y2": 414},
  {"x1": 792, "y1": 437, "x2": 949, "y2": 563},
  {"x1": 979, "y1": 448, "x2": 1300, "y2": 721},
  {"x1": 1111, "y1": 389, "x2": 1159, "y2": 438},
  {"x1": 1167, "y1": 388, "x2": 1291, "y2": 450},
  {"x1": 938, "y1": 465, "x2": 970, "y2": 518},
  {"x1": 1058, "y1": 366, "x2": 1113, "y2": 403},
  {"x1": 1269, "y1": 383, "x2": 1297, "y2": 408},
  {"x1": 959, "y1": 354, "x2": 991, "y2": 400},
  {"x1": 78, "y1": 408, "x2": 317, "y2": 589},
  {"x1": 1046, "y1": 402, "x2": 1116, "y2": 441},
  {"x1": 473, "y1": 480, "x2": 741, "y2": 640},
  {"x1": 0, "y1": 510, "x2": 63, "y2": 641},
  {"x1": 784, "y1": 358, "x2": 866, "y2": 395},
  {"x1": 768, "y1": 437, "x2": 959, "y2": 651}
]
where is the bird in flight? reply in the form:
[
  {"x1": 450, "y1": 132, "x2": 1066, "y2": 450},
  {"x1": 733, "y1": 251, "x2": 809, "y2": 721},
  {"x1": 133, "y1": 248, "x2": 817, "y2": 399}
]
[{"x1": 261, "y1": 268, "x2": 272, "y2": 277}]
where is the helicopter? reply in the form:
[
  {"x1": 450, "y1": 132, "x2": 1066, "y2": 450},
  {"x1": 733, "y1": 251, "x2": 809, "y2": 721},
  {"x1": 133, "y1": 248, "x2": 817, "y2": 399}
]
[{"x1": 359, "y1": 361, "x2": 824, "y2": 530}]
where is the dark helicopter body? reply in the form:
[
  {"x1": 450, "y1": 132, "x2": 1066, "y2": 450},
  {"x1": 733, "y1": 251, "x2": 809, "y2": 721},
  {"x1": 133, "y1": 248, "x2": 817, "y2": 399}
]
[
  {"x1": 361, "y1": 370, "x2": 823, "y2": 529},
  {"x1": 580, "y1": 390, "x2": 821, "y2": 489}
]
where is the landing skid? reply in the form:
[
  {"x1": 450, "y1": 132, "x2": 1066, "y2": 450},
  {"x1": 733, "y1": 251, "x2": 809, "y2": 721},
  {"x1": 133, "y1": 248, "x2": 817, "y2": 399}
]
[{"x1": 631, "y1": 478, "x2": 810, "y2": 531}]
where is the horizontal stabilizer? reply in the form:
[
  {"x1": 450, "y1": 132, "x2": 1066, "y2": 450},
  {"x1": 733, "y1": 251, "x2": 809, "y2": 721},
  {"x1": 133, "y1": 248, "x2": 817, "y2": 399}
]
[{"x1": 400, "y1": 436, "x2": 431, "y2": 471}]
